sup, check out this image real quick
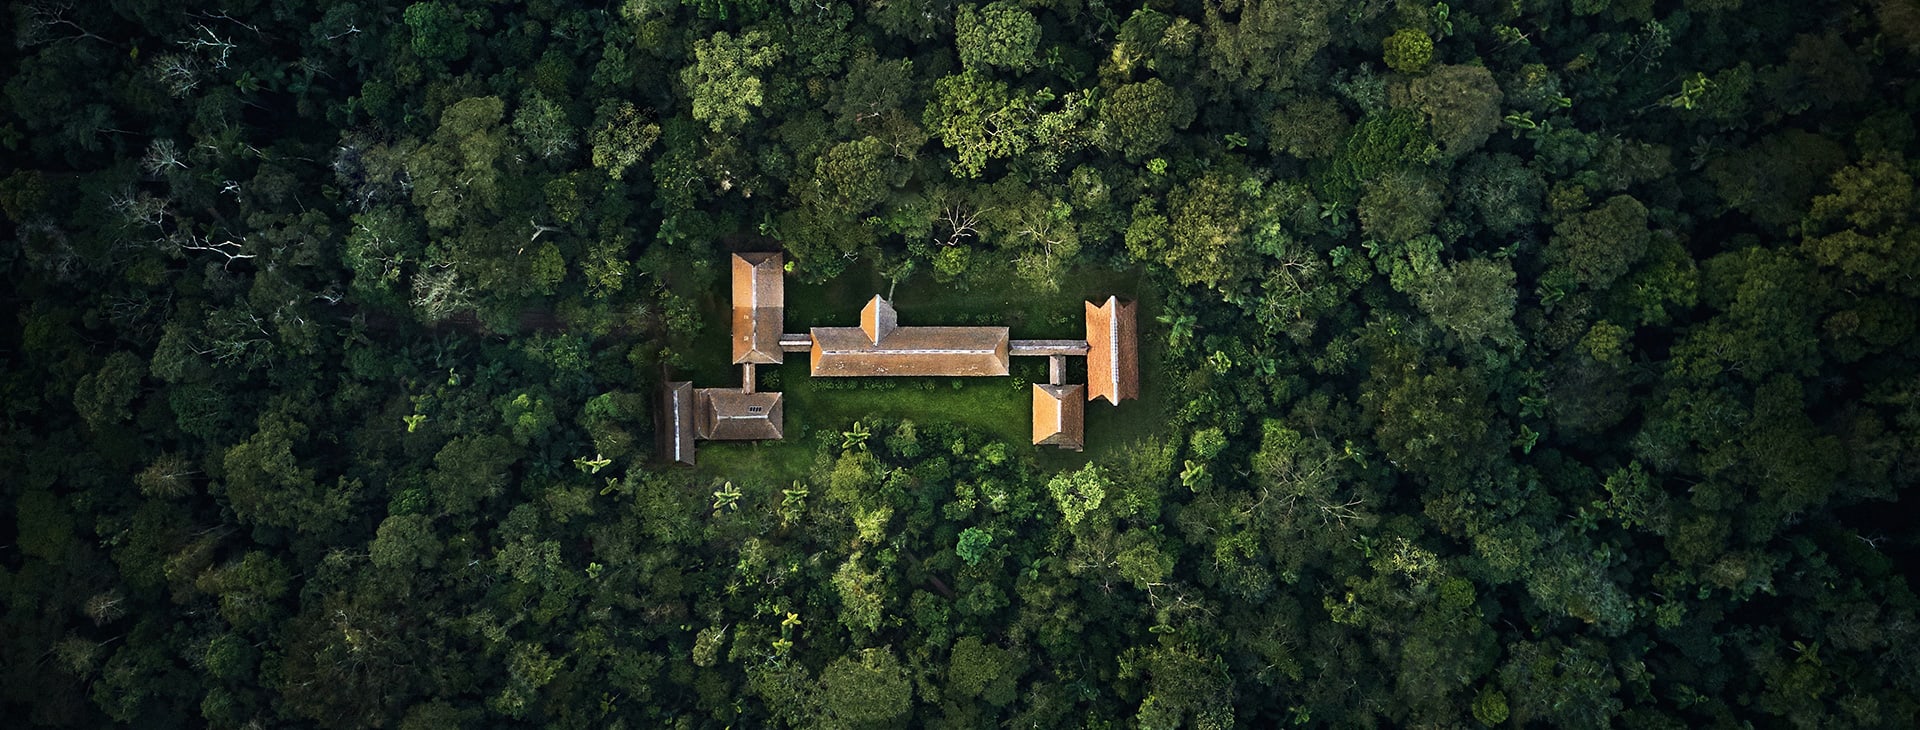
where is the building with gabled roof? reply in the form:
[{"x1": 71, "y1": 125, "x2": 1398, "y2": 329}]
[
  {"x1": 809, "y1": 296, "x2": 1011, "y2": 377},
  {"x1": 694, "y1": 388, "x2": 784, "y2": 440},
  {"x1": 660, "y1": 253, "x2": 1142, "y2": 463},
  {"x1": 658, "y1": 381, "x2": 697, "y2": 466},
  {"x1": 1085, "y1": 296, "x2": 1139, "y2": 405},
  {"x1": 732, "y1": 252, "x2": 785, "y2": 364},
  {"x1": 1032, "y1": 384, "x2": 1086, "y2": 450}
]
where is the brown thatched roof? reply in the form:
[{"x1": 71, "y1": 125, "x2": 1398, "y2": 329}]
[
  {"x1": 809, "y1": 297, "x2": 1010, "y2": 377},
  {"x1": 1085, "y1": 296, "x2": 1139, "y2": 404},
  {"x1": 731, "y1": 253, "x2": 785, "y2": 365},
  {"x1": 658, "y1": 381, "x2": 697, "y2": 466},
  {"x1": 695, "y1": 388, "x2": 784, "y2": 440},
  {"x1": 1032, "y1": 384, "x2": 1085, "y2": 450}
]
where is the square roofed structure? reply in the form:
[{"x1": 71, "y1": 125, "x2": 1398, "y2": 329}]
[
  {"x1": 731, "y1": 252, "x2": 785, "y2": 365},
  {"x1": 1032, "y1": 384, "x2": 1086, "y2": 450},
  {"x1": 694, "y1": 388, "x2": 784, "y2": 440},
  {"x1": 810, "y1": 297, "x2": 1010, "y2": 377},
  {"x1": 1085, "y1": 296, "x2": 1139, "y2": 404}
]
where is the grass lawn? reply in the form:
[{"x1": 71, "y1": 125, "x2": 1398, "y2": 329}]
[{"x1": 680, "y1": 257, "x2": 1177, "y2": 483}]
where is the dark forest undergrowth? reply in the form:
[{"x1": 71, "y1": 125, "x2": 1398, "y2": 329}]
[{"x1": 4, "y1": 0, "x2": 1919, "y2": 728}]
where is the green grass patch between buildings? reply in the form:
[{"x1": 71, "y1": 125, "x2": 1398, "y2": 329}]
[{"x1": 681, "y1": 258, "x2": 1173, "y2": 481}]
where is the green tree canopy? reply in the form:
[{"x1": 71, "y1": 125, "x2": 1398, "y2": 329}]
[
  {"x1": 682, "y1": 30, "x2": 783, "y2": 134},
  {"x1": 817, "y1": 648, "x2": 912, "y2": 728},
  {"x1": 956, "y1": 2, "x2": 1041, "y2": 73},
  {"x1": 1101, "y1": 79, "x2": 1197, "y2": 160}
]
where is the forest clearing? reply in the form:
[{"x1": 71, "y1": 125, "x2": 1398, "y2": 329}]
[{"x1": 3, "y1": 0, "x2": 1918, "y2": 727}]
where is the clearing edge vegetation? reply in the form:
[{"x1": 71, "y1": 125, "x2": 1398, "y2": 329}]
[{"x1": 3, "y1": 0, "x2": 1918, "y2": 728}]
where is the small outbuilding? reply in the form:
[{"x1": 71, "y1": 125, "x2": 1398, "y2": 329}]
[
  {"x1": 694, "y1": 388, "x2": 784, "y2": 441},
  {"x1": 1032, "y1": 384, "x2": 1086, "y2": 450}
]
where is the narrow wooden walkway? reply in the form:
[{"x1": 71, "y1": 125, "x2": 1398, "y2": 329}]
[
  {"x1": 778, "y1": 333, "x2": 812, "y2": 352},
  {"x1": 1010, "y1": 339, "x2": 1089, "y2": 357}
]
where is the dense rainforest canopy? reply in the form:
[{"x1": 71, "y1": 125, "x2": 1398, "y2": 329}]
[{"x1": 4, "y1": 0, "x2": 1920, "y2": 727}]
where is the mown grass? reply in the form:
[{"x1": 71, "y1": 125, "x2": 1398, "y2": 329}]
[{"x1": 682, "y1": 257, "x2": 1175, "y2": 481}]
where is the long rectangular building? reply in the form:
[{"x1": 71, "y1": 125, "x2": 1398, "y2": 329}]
[
  {"x1": 658, "y1": 381, "x2": 697, "y2": 466},
  {"x1": 731, "y1": 252, "x2": 785, "y2": 365},
  {"x1": 1086, "y1": 296, "x2": 1139, "y2": 404},
  {"x1": 810, "y1": 297, "x2": 1010, "y2": 377}
]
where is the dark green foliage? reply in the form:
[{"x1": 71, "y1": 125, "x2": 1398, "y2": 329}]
[
  {"x1": 403, "y1": 2, "x2": 473, "y2": 64},
  {"x1": 1265, "y1": 95, "x2": 1350, "y2": 160},
  {"x1": 1414, "y1": 258, "x2": 1521, "y2": 349},
  {"x1": 1706, "y1": 131, "x2": 1848, "y2": 228},
  {"x1": 72, "y1": 351, "x2": 145, "y2": 431},
  {"x1": 1102, "y1": 79, "x2": 1197, "y2": 160},
  {"x1": 1197, "y1": 0, "x2": 1335, "y2": 95},
  {"x1": 1362, "y1": 338, "x2": 1501, "y2": 482},
  {"x1": 948, "y1": 636, "x2": 1023, "y2": 706},
  {"x1": 1359, "y1": 169, "x2": 1445, "y2": 243},
  {"x1": 1323, "y1": 109, "x2": 1438, "y2": 205},
  {"x1": 4, "y1": 1, "x2": 1918, "y2": 728},
  {"x1": 956, "y1": 2, "x2": 1040, "y2": 73},
  {"x1": 1127, "y1": 166, "x2": 1260, "y2": 289},
  {"x1": 1545, "y1": 194, "x2": 1652, "y2": 290},
  {"x1": 1403, "y1": 64, "x2": 1504, "y2": 159},
  {"x1": 1457, "y1": 153, "x2": 1545, "y2": 236},
  {"x1": 817, "y1": 648, "x2": 912, "y2": 727}
]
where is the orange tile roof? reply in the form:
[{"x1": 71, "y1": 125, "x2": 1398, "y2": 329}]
[
  {"x1": 860, "y1": 296, "x2": 897, "y2": 344},
  {"x1": 1085, "y1": 297, "x2": 1139, "y2": 404},
  {"x1": 1032, "y1": 384, "x2": 1085, "y2": 449},
  {"x1": 810, "y1": 297, "x2": 1010, "y2": 376},
  {"x1": 731, "y1": 253, "x2": 785, "y2": 365}
]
